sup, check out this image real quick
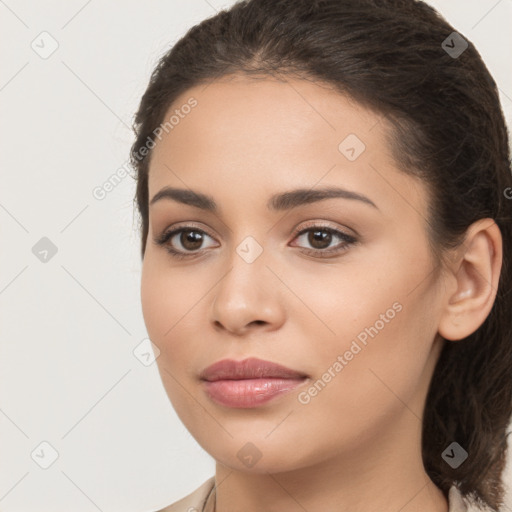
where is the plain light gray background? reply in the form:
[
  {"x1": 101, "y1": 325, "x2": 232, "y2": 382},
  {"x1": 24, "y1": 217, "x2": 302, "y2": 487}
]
[{"x1": 0, "y1": 1, "x2": 511, "y2": 511}]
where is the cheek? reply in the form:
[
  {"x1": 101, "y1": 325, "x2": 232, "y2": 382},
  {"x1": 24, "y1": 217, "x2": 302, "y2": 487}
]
[
  {"x1": 297, "y1": 242, "x2": 439, "y2": 406},
  {"x1": 140, "y1": 253, "x2": 211, "y2": 381},
  {"x1": 140, "y1": 258, "x2": 203, "y2": 414},
  {"x1": 141, "y1": 253, "x2": 194, "y2": 339},
  {"x1": 280, "y1": 298, "x2": 438, "y2": 465},
  {"x1": 140, "y1": 258, "x2": 168, "y2": 341},
  {"x1": 285, "y1": 245, "x2": 427, "y2": 357}
]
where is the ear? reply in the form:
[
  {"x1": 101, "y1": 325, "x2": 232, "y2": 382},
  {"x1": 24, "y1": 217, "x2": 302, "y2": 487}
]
[{"x1": 438, "y1": 218, "x2": 503, "y2": 341}]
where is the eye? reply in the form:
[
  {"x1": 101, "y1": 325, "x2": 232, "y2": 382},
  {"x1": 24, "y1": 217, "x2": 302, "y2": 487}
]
[
  {"x1": 290, "y1": 223, "x2": 357, "y2": 258},
  {"x1": 154, "y1": 222, "x2": 358, "y2": 260},
  {"x1": 153, "y1": 225, "x2": 217, "y2": 260}
]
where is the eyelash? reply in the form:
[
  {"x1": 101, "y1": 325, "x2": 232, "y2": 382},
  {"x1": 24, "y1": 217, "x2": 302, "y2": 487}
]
[{"x1": 153, "y1": 222, "x2": 357, "y2": 260}]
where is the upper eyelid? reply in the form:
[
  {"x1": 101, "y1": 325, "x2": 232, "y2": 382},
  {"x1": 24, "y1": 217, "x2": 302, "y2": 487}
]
[
  {"x1": 161, "y1": 220, "x2": 352, "y2": 235},
  {"x1": 158, "y1": 221, "x2": 356, "y2": 246},
  {"x1": 163, "y1": 222, "x2": 218, "y2": 242}
]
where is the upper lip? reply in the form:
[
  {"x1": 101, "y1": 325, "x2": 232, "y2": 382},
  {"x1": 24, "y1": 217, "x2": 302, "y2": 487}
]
[{"x1": 200, "y1": 357, "x2": 308, "y2": 382}]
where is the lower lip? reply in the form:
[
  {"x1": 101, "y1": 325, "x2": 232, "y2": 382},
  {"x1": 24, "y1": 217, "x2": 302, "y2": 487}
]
[{"x1": 202, "y1": 378, "x2": 307, "y2": 408}]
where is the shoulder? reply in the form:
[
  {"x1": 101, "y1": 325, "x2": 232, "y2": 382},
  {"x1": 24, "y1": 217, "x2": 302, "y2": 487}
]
[
  {"x1": 152, "y1": 476, "x2": 216, "y2": 512},
  {"x1": 448, "y1": 486, "x2": 493, "y2": 512},
  {"x1": 151, "y1": 480, "x2": 489, "y2": 512}
]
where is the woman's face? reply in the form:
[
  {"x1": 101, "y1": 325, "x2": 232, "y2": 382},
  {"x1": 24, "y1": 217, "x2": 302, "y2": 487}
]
[{"x1": 141, "y1": 75, "x2": 448, "y2": 474}]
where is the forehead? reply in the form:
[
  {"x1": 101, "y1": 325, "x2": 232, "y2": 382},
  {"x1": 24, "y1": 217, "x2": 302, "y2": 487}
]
[
  {"x1": 151, "y1": 74, "x2": 382, "y2": 163},
  {"x1": 147, "y1": 75, "x2": 427, "y2": 219}
]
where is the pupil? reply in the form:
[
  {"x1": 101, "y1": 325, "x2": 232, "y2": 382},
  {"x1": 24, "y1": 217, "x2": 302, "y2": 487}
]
[
  {"x1": 182, "y1": 230, "x2": 202, "y2": 250},
  {"x1": 310, "y1": 230, "x2": 331, "y2": 249},
  {"x1": 178, "y1": 229, "x2": 333, "y2": 252}
]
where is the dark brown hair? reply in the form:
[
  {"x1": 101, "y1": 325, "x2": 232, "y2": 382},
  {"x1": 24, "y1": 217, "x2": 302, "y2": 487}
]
[{"x1": 130, "y1": 0, "x2": 512, "y2": 509}]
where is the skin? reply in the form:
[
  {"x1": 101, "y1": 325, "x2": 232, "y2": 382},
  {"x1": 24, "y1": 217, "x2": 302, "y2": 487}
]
[{"x1": 140, "y1": 74, "x2": 502, "y2": 512}]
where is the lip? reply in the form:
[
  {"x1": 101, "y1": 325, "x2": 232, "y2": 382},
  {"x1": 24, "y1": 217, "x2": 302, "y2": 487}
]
[
  {"x1": 200, "y1": 357, "x2": 308, "y2": 381},
  {"x1": 200, "y1": 357, "x2": 309, "y2": 408}
]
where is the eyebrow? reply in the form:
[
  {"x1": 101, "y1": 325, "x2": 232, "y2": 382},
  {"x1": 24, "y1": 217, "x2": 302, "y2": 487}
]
[{"x1": 149, "y1": 186, "x2": 378, "y2": 212}]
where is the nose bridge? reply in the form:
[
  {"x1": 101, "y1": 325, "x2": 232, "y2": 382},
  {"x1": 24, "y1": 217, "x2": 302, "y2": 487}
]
[
  {"x1": 222, "y1": 208, "x2": 271, "y2": 269},
  {"x1": 234, "y1": 232, "x2": 266, "y2": 266},
  {"x1": 218, "y1": 231, "x2": 268, "y2": 297}
]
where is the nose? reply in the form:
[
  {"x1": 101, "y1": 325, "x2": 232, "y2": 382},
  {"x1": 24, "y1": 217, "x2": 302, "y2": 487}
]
[{"x1": 209, "y1": 251, "x2": 286, "y2": 336}]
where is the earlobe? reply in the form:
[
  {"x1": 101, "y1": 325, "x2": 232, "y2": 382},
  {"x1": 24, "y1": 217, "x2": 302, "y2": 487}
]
[{"x1": 438, "y1": 219, "x2": 502, "y2": 342}]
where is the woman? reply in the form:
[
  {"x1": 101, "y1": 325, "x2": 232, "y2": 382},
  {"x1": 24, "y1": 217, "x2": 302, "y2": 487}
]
[{"x1": 130, "y1": 0, "x2": 512, "y2": 510}]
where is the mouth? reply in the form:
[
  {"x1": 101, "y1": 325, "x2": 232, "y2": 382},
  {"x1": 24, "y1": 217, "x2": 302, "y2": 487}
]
[
  {"x1": 200, "y1": 356, "x2": 309, "y2": 381},
  {"x1": 199, "y1": 357, "x2": 309, "y2": 408}
]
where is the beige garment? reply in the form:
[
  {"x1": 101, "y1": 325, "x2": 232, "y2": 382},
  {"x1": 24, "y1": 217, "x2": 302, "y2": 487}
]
[{"x1": 155, "y1": 476, "x2": 481, "y2": 512}]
